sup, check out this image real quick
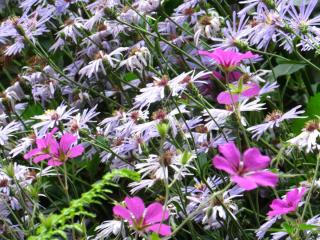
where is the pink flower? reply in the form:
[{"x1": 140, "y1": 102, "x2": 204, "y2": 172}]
[
  {"x1": 24, "y1": 129, "x2": 84, "y2": 166},
  {"x1": 48, "y1": 132, "x2": 84, "y2": 166},
  {"x1": 217, "y1": 82, "x2": 260, "y2": 105},
  {"x1": 113, "y1": 196, "x2": 171, "y2": 236},
  {"x1": 212, "y1": 142, "x2": 278, "y2": 191},
  {"x1": 199, "y1": 48, "x2": 258, "y2": 71},
  {"x1": 24, "y1": 128, "x2": 58, "y2": 164},
  {"x1": 267, "y1": 188, "x2": 306, "y2": 218}
]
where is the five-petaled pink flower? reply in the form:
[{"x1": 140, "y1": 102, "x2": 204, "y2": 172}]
[
  {"x1": 199, "y1": 48, "x2": 258, "y2": 72},
  {"x1": 267, "y1": 187, "x2": 306, "y2": 218},
  {"x1": 212, "y1": 142, "x2": 278, "y2": 191},
  {"x1": 113, "y1": 196, "x2": 172, "y2": 236},
  {"x1": 24, "y1": 128, "x2": 84, "y2": 166}
]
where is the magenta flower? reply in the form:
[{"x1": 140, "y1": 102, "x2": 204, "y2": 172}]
[
  {"x1": 24, "y1": 129, "x2": 84, "y2": 166},
  {"x1": 199, "y1": 48, "x2": 258, "y2": 71},
  {"x1": 24, "y1": 128, "x2": 58, "y2": 164},
  {"x1": 48, "y1": 132, "x2": 84, "y2": 166},
  {"x1": 212, "y1": 142, "x2": 278, "y2": 191},
  {"x1": 113, "y1": 196, "x2": 171, "y2": 236},
  {"x1": 217, "y1": 82, "x2": 260, "y2": 105},
  {"x1": 267, "y1": 188, "x2": 306, "y2": 218}
]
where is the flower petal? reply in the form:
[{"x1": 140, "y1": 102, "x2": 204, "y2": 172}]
[
  {"x1": 218, "y1": 142, "x2": 240, "y2": 169},
  {"x1": 68, "y1": 145, "x2": 84, "y2": 158},
  {"x1": 33, "y1": 154, "x2": 51, "y2": 163},
  {"x1": 147, "y1": 223, "x2": 172, "y2": 236},
  {"x1": 125, "y1": 197, "x2": 145, "y2": 220},
  {"x1": 217, "y1": 91, "x2": 239, "y2": 105},
  {"x1": 60, "y1": 133, "x2": 77, "y2": 153},
  {"x1": 212, "y1": 156, "x2": 237, "y2": 175},
  {"x1": 231, "y1": 175, "x2": 257, "y2": 191},
  {"x1": 145, "y1": 202, "x2": 168, "y2": 224},
  {"x1": 47, "y1": 159, "x2": 63, "y2": 166},
  {"x1": 113, "y1": 205, "x2": 132, "y2": 222},
  {"x1": 243, "y1": 147, "x2": 270, "y2": 172},
  {"x1": 245, "y1": 171, "x2": 278, "y2": 188},
  {"x1": 24, "y1": 148, "x2": 41, "y2": 160}
]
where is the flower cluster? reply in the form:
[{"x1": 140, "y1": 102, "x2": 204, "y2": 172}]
[{"x1": 1, "y1": 0, "x2": 320, "y2": 239}]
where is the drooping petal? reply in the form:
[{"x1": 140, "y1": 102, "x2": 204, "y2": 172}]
[
  {"x1": 24, "y1": 148, "x2": 41, "y2": 159},
  {"x1": 231, "y1": 175, "x2": 257, "y2": 191},
  {"x1": 125, "y1": 197, "x2": 145, "y2": 220},
  {"x1": 145, "y1": 202, "x2": 169, "y2": 224},
  {"x1": 113, "y1": 205, "x2": 132, "y2": 222},
  {"x1": 59, "y1": 133, "x2": 77, "y2": 153},
  {"x1": 243, "y1": 148, "x2": 270, "y2": 172},
  {"x1": 68, "y1": 145, "x2": 84, "y2": 158},
  {"x1": 217, "y1": 91, "x2": 239, "y2": 105},
  {"x1": 212, "y1": 156, "x2": 237, "y2": 175},
  {"x1": 218, "y1": 142, "x2": 240, "y2": 169},
  {"x1": 47, "y1": 158, "x2": 64, "y2": 166},
  {"x1": 147, "y1": 223, "x2": 172, "y2": 236},
  {"x1": 33, "y1": 154, "x2": 51, "y2": 163}
]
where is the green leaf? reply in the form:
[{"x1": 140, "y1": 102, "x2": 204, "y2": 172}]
[
  {"x1": 150, "y1": 232, "x2": 161, "y2": 240},
  {"x1": 281, "y1": 222, "x2": 294, "y2": 234},
  {"x1": 298, "y1": 223, "x2": 318, "y2": 231},
  {"x1": 291, "y1": 93, "x2": 320, "y2": 134},
  {"x1": 272, "y1": 63, "x2": 306, "y2": 78},
  {"x1": 21, "y1": 103, "x2": 43, "y2": 119}
]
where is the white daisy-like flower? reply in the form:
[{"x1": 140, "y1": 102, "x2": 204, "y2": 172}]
[
  {"x1": 288, "y1": 119, "x2": 320, "y2": 153},
  {"x1": 120, "y1": 46, "x2": 151, "y2": 71},
  {"x1": 10, "y1": 136, "x2": 34, "y2": 157},
  {"x1": 247, "y1": 105, "x2": 305, "y2": 139},
  {"x1": 194, "y1": 10, "x2": 221, "y2": 45},
  {"x1": 67, "y1": 105, "x2": 99, "y2": 135},
  {"x1": 93, "y1": 220, "x2": 123, "y2": 240},
  {"x1": 32, "y1": 104, "x2": 78, "y2": 136},
  {"x1": 136, "y1": 151, "x2": 195, "y2": 181},
  {"x1": 0, "y1": 121, "x2": 21, "y2": 146}
]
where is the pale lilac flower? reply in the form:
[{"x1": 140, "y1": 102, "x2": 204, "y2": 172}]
[
  {"x1": 32, "y1": 104, "x2": 78, "y2": 136},
  {"x1": 113, "y1": 196, "x2": 171, "y2": 236},
  {"x1": 248, "y1": 106, "x2": 305, "y2": 139},
  {"x1": 211, "y1": 12, "x2": 253, "y2": 50},
  {"x1": 120, "y1": 46, "x2": 151, "y2": 72},
  {"x1": 0, "y1": 121, "x2": 21, "y2": 146},
  {"x1": 287, "y1": 119, "x2": 320, "y2": 152},
  {"x1": 267, "y1": 187, "x2": 306, "y2": 217},
  {"x1": 94, "y1": 220, "x2": 124, "y2": 240},
  {"x1": 194, "y1": 10, "x2": 221, "y2": 45},
  {"x1": 213, "y1": 142, "x2": 278, "y2": 190}
]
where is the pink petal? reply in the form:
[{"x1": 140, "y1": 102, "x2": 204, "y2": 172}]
[
  {"x1": 147, "y1": 223, "x2": 172, "y2": 236},
  {"x1": 145, "y1": 203, "x2": 169, "y2": 224},
  {"x1": 113, "y1": 205, "x2": 132, "y2": 222},
  {"x1": 49, "y1": 140, "x2": 60, "y2": 156},
  {"x1": 47, "y1": 159, "x2": 64, "y2": 166},
  {"x1": 60, "y1": 133, "x2": 77, "y2": 153},
  {"x1": 243, "y1": 148, "x2": 270, "y2": 172},
  {"x1": 212, "y1": 156, "x2": 237, "y2": 175},
  {"x1": 125, "y1": 197, "x2": 145, "y2": 220},
  {"x1": 68, "y1": 145, "x2": 84, "y2": 158},
  {"x1": 231, "y1": 175, "x2": 258, "y2": 191},
  {"x1": 245, "y1": 171, "x2": 278, "y2": 188},
  {"x1": 24, "y1": 148, "x2": 41, "y2": 160},
  {"x1": 218, "y1": 142, "x2": 240, "y2": 169},
  {"x1": 33, "y1": 154, "x2": 51, "y2": 163},
  {"x1": 242, "y1": 83, "x2": 260, "y2": 98},
  {"x1": 217, "y1": 91, "x2": 239, "y2": 105},
  {"x1": 267, "y1": 207, "x2": 293, "y2": 218},
  {"x1": 269, "y1": 199, "x2": 288, "y2": 210}
]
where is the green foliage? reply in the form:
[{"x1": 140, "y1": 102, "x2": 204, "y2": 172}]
[
  {"x1": 28, "y1": 169, "x2": 140, "y2": 240},
  {"x1": 292, "y1": 93, "x2": 320, "y2": 133},
  {"x1": 272, "y1": 63, "x2": 306, "y2": 78}
]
